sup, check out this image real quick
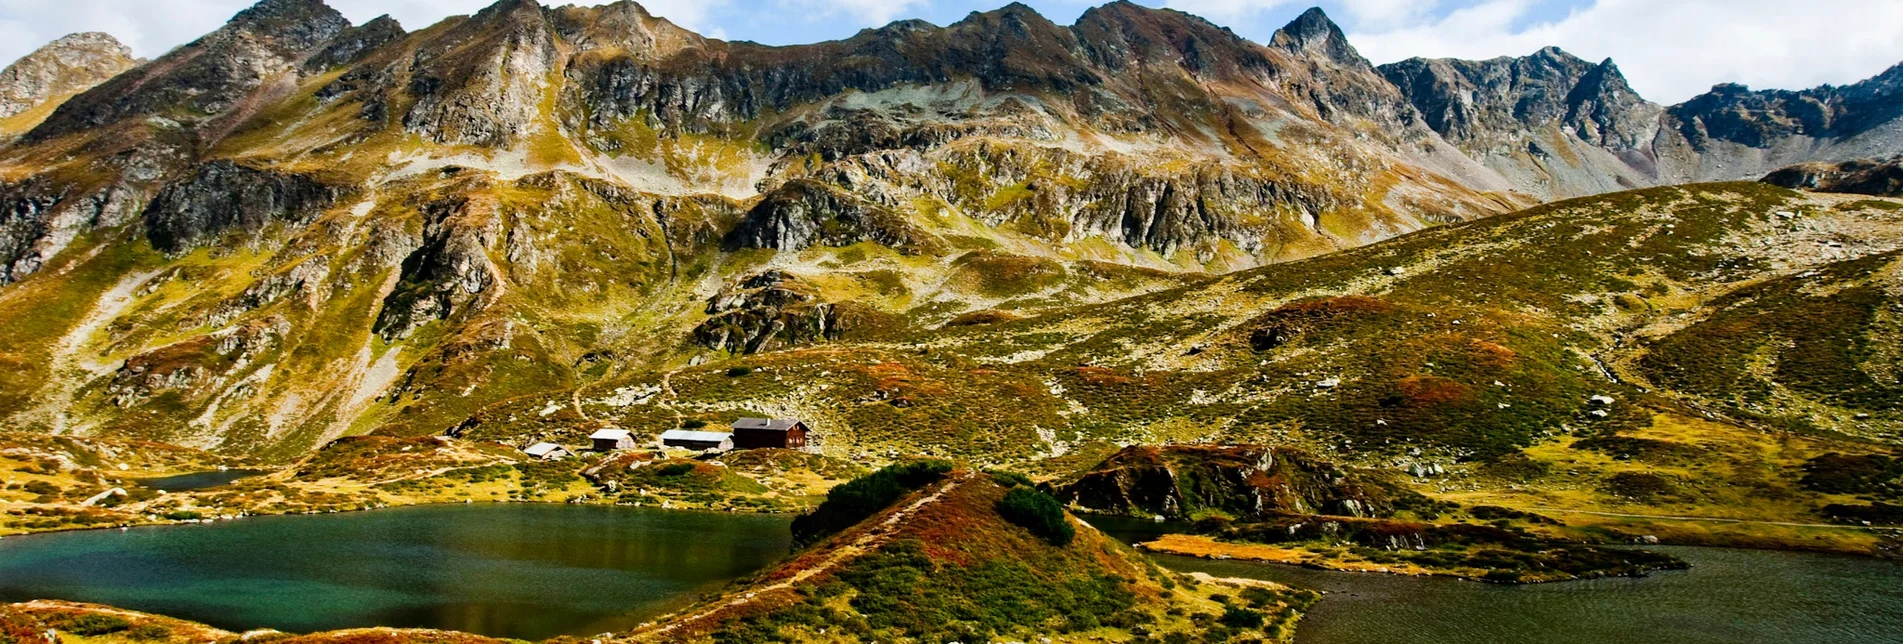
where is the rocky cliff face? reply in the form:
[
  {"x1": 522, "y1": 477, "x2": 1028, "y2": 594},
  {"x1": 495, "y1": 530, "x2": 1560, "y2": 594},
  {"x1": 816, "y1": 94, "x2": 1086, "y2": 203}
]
[
  {"x1": 1380, "y1": 48, "x2": 1656, "y2": 152},
  {"x1": 1763, "y1": 157, "x2": 1903, "y2": 197},
  {"x1": 143, "y1": 160, "x2": 354, "y2": 253},
  {"x1": 1382, "y1": 49, "x2": 1903, "y2": 197},
  {"x1": 1050, "y1": 445, "x2": 1415, "y2": 520},
  {"x1": 0, "y1": 32, "x2": 139, "y2": 121},
  {"x1": 693, "y1": 271, "x2": 842, "y2": 354}
]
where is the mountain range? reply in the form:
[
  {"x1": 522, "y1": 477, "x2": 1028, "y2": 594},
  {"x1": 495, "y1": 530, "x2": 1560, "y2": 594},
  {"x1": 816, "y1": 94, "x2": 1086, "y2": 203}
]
[{"x1": 0, "y1": 0, "x2": 1899, "y2": 459}]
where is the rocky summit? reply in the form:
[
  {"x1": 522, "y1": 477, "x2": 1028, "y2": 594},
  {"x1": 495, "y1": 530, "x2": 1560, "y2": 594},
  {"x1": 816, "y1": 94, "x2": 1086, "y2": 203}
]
[{"x1": 0, "y1": 32, "x2": 139, "y2": 123}]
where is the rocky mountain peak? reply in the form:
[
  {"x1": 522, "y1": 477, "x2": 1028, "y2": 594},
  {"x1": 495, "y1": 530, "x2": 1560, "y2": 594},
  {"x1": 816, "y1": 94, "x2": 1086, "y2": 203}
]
[
  {"x1": 1564, "y1": 58, "x2": 1654, "y2": 149},
  {"x1": 1071, "y1": 0, "x2": 1270, "y2": 78},
  {"x1": 304, "y1": 14, "x2": 405, "y2": 72},
  {"x1": 549, "y1": 0, "x2": 704, "y2": 58},
  {"x1": 1378, "y1": 47, "x2": 1658, "y2": 152},
  {"x1": 221, "y1": 0, "x2": 352, "y2": 55},
  {"x1": 25, "y1": 0, "x2": 350, "y2": 141},
  {"x1": 0, "y1": 32, "x2": 139, "y2": 119},
  {"x1": 952, "y1": 1, "x2": 1067, "y2": 39},
  {"x1": 1271, "y1": 7, "x2": 1361, "y2": 66},
  {"x1": 394, "y1": 0, "x2": 563, "y2": 145}
]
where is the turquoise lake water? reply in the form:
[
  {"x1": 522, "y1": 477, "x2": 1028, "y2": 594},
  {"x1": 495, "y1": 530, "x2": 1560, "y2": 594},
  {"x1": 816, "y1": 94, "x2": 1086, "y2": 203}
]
[{"x1": 0, "y1": 504, "x2": 791, "y2": 639}]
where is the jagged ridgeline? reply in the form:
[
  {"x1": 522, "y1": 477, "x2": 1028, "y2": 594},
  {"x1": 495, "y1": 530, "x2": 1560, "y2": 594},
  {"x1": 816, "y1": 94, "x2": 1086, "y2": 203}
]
[{"x1": 1, "y1": 0, "x2": 1902, "y2": 458}]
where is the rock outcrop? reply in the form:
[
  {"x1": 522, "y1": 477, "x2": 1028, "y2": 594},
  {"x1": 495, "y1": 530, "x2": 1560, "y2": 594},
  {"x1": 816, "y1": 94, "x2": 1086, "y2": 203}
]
[
  {"x1": 1762, "y1": 157, "x2": 1903, "y2": 197},
  {"x1": 1050, "y1": 444, "x2": 1416, "y2": 520},
  {"x1": 693, "y1": 270, "x2": 842, "y2": 354},
  {"x1": 143, "y1": 160, "x2": 353, "y2": 253},
  {"x1": 1380, "y1": 47, "x2": 1657, "y2": 152},
  {"x1": 375, "y1": 188, "x2": 505, "y2": 339}
]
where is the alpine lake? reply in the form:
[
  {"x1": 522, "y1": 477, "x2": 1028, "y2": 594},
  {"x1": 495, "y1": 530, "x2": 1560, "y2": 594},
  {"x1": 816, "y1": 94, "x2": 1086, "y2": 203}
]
[{"x1": 0, "y1": 505, "x2": 1898, "y2": 641}]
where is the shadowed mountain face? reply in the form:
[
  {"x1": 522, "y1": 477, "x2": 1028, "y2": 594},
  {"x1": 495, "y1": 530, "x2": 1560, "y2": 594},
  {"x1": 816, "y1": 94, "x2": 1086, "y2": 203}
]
[
  {"x1": 1762, "y1": 156, "x2": 1903, "y2": 197},
  {"x1": 0, "y1": 0, "x2": 1899, "y2": 457}
]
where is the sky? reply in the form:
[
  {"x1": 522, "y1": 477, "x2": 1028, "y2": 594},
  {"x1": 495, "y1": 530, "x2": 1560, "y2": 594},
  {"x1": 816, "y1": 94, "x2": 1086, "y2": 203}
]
[{"x1": 0, "y1": 0, "x2": 1899, "y2": 104}]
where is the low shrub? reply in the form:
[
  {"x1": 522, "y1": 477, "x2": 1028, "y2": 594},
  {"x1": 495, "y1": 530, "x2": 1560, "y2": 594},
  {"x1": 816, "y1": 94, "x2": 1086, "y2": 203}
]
[
  {"x1": 53, "y1": 614, "x2": 129, "y2": 636},
  {"x1": 128, "y1": 624, "x2": 172, "y2": 640},
  {"x1": 1823, "y1": 502, "x2": 1903, "y2": 525},
  {"x1": 986, "y1": 470, "x2": 1033, "y2": 488},
  {"x1": 0, "y1": 607, "x2": 47, "y2": 644}
]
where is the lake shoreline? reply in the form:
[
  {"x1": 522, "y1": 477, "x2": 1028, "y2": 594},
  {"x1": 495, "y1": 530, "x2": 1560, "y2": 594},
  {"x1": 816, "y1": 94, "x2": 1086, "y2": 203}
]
[
  {"x1": 0, "y1": 494, "x2": 804, "y2": 540},
  {"x1": 1149, "y1": 546, "x2": 1903, "y2": 644},
  {"x1": 1136, "y1": 533, "x2": 1683, "y2": 584}
]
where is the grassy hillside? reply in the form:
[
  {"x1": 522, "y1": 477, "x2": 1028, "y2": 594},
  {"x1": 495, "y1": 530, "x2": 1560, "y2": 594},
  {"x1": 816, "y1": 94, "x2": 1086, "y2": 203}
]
[
  {"x1": 456, "y1": 183, "x2": 1903, "y2": 555},
  {"x1": 627, "y1": 468, "x2": 1316, "y2": 643}
]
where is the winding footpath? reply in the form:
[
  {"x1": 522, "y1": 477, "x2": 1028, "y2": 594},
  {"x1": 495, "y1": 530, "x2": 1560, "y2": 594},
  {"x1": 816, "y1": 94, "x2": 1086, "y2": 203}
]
[{"x1": 626, "y1": 471, "x2": 976, "y2": 640}]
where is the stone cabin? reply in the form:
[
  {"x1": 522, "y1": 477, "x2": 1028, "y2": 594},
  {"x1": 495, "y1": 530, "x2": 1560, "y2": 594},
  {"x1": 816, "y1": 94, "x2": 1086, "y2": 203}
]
[
  {"x1": 659, "y1": 429, "x2": 734, "y2": 452},
  {"x1": 730, "y1": 418, "x2": 809, "y2": 449},
  {"x1": 590, "y1": 428, "x2": 636, "y2": 451},
  {"x1": 523, "y1": 442, "x2": 571, "y2": 460}
]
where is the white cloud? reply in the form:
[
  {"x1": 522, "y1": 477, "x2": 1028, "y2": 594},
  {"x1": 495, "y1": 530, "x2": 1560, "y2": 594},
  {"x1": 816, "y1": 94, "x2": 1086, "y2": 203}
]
[
  {"x1": 0, "y1": 0, "x2": 241, "y2": 61},
  {"x1": 1337, "y1": 0, "x2": 1437, "y2": 29},
  {"x1": 0, "y1": 0, "x2": 728, "y2": 65},
  {"x1": 1347, "y1": 0, "x2": 1903, "y2": 104},
  {"x1": 780, "y1": 0, "x2": 930, "y2": 28},
  {"x1": 1159, "y1": 0, "x2": 1293, "y2": 24}
]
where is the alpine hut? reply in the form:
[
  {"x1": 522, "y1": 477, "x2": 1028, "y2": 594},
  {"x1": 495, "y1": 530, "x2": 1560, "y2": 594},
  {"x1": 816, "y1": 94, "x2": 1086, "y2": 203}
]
[
  {"x1": 730, "y1": 418, "x2": 810, "y2": 449},
  {"x1": 523, "y1": 442, "x2": 571, "y2": 460},
  {"x1": 590, "y1": 428, "x2": 636, "y2": 451},
  {"x1": 659, "y1": 429, "x2": 734, "y2": 452}
]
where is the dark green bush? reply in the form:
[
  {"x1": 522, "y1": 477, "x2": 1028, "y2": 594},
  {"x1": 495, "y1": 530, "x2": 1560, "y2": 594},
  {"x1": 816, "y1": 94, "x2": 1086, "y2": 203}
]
[
  {"x1": 1219, "y1": 605, "x2": 1266, "y2": 628},
  {"x1": 997, "y1": 487, "x2": 1074, "y2": 546},
  {"x1": 791, "y1": 460, "x2": 953, "y2": 546},
  {"x1": 727, "y1": 366, "x2": 754, "y2": 377}
]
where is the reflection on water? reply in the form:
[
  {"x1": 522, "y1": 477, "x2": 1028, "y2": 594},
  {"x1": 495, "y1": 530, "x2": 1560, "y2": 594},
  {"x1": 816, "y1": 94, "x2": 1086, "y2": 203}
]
[
  {"x1": 134, "y1": 469, "x2": 270, "y2": 491},
  {"x1": 1146, "y1": 541, "x2": 1903, "y2": 643},
  {"x1": 0, "y1": 504, "x2": 792, "y2": 639}
]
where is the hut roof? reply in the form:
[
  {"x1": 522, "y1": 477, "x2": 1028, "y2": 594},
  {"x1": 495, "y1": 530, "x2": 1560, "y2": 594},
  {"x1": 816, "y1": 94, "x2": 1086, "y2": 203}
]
[
  {"x1": 523, "y1": 442, "x2": 565, "y2": 457},
  {"x1": 590, "y1": 428, "x2": 634, "y2": 440},
  {"x1": 731, "y1": 417, "x2": 802, "y2": 431},
  {"x1": 660, "y1": 430, "x2": 733, "y2": 443}
]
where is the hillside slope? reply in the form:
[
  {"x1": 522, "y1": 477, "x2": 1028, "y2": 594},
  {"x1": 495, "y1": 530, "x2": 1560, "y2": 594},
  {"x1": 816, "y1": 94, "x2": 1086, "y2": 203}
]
[
  {"x1": 625, "y1": 469, "x2": 1314, "y2": 643},
  {"x1": 466, "y1": 182, "x2": 1903, "y2": 555},
  {"x1": 0, "y1": 0, "x2": 1900, "y2": 463}
]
